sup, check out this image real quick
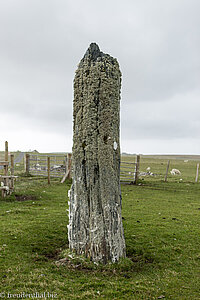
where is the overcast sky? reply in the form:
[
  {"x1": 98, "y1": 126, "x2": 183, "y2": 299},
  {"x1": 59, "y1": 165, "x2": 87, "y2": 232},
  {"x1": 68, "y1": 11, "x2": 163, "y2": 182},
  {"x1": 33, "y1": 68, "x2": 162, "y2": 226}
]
[{"x1": 0, "y1": 0, "x2": 199, "y2": 154}]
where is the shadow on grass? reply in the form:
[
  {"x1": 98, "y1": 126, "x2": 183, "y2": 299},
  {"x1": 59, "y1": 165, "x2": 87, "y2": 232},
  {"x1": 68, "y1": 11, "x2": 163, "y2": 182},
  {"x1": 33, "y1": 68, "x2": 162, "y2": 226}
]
[{"x1": 0, "y1": 193, "x2": 39, "y2": 202}]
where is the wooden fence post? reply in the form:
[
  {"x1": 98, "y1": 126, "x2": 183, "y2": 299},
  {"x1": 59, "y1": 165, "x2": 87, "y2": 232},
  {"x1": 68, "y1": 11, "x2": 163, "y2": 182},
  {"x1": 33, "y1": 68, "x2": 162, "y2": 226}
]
[
  {"x1": 164, "y1": 160, "x2": 170, "y2": 182},
  {"x1": 5, "y1": 141, "x2": 8, "y2": 161},
  {"x1": 10, "y1": 155, "x2": 14, "y2": 175},
  {"x1": 25, "y1": 154, "x2": 30, "y2": 175},
  {"x1": 10, "y1": 154, "x2": 14, "y2": 189},
  {"x1": 64, "y1": 156, "x2": 68, "y2": 175},
  {"x1": 67, "y1": 153, "x2": 72, "y2": 179},
  {"x1": 134, "y1": 155, "x2": 140, "y2": 184},
  {"x1": 60, "y1": 153, "x2": 72, "y2": 183},
  {"x1": 4, "y1": 141, "x2": 9, "y2": 188},
  {"x1": 195, "y1": 163, "x2": 199, "y2": 183},
  {"x1": 47, "y1": 156, "x2": 50, "y2": 185}
]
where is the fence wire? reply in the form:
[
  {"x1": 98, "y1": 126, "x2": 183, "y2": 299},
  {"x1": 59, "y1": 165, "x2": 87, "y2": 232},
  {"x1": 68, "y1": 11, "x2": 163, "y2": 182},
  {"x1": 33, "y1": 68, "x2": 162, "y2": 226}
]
[
  {"x1": 120, "y1": 161, "x2": 136, "y2": 183},
  {"x1": 29, "y1": 154, "x2": 67, "y2": 178},
  {"x1": 6, "y1": 152, "x2": 199, "y2": 183}
]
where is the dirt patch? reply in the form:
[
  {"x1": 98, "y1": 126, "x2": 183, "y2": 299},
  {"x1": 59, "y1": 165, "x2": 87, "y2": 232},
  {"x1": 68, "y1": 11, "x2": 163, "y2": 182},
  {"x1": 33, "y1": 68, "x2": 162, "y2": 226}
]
[
  {"x1": 44, "y1": 250, "x2": 60, "y2": 260},
  {"x1": 55, "y1": 257, "x2": 99, "y2": 272},
  {"x1": 15, "y1": 194, "x2": 37, "y2": 201}
]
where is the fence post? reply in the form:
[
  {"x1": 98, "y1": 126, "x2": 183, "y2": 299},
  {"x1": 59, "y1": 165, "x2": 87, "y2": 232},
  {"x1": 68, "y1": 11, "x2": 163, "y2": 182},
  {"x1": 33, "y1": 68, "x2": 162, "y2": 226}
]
[
  {"x1": 60, "y1": 153, "x2": 72, "y2": 183},
  {"x1": 4, "y1": 141, "x2": 9, "y2": 188},
  {"x1": 47, "y1": 156, "x2": 51, "y2": 185},
  {"x1": 10, "y1": 155, "x2": 14, "y2": 175},
  {"x1": 164, "y1": 160, "x2": 170, "y2": 182},
  {"x1": 5, "y1": 141, "x2": 8, "y2": 161},
  {"x1": 67, "y1": 153, "x2": 72, "y2": 179},
  {"x1": 195, "y1": 163, "x2": 199, "y2": 183},
  {"x1": 64, "y1": 156, "x2": 68, "y2": 172},
  {"x1": 134, "y1": 155, "x2": 140, "y2": 184},
  {"x1": 10, "y1": 154, "x2": 14, "y2": 190},
  {"x1": 25, "y1": 154, "x2": 30, "y2": 175}
]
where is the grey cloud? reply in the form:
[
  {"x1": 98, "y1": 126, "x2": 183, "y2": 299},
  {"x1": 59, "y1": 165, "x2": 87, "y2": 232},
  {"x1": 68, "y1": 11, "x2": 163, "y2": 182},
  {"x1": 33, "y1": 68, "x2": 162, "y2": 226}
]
[
  {"x1": 0, "y1": 0, "x2": 199, "y2": 152},
  {"x1": 122, "y1": 118, "x2": 200, "y2": 140},
  {"x1": 121, "y1": 91, "x2": 200, "y2": 141}
]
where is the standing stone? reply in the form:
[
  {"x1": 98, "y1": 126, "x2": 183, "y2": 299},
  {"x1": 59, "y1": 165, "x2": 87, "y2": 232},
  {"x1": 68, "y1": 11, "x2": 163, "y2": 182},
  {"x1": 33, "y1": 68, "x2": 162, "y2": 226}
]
[{"x1": 68, "y1": 43, "x2": 126, "y2": 263}]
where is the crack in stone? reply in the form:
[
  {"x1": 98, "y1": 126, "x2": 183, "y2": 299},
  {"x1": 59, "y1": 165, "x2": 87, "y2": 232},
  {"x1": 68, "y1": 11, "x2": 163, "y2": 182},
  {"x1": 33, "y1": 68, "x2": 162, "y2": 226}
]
[{"x1": 68, "y1": 43, "x2": 126, "y2": 263}]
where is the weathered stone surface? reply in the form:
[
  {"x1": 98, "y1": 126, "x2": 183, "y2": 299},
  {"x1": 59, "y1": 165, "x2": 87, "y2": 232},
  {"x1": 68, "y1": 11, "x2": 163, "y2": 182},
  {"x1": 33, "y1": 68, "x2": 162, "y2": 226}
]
[{"x1": 68, "y1": 43, "x2": 126, "y2": 263}]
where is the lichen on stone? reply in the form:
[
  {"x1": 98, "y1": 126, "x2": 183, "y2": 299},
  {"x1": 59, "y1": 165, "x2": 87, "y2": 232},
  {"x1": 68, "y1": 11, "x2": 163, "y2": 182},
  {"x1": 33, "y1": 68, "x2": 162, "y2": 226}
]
[{"x1": 68, "y1": 43, "x2": 126, "y2": 263}]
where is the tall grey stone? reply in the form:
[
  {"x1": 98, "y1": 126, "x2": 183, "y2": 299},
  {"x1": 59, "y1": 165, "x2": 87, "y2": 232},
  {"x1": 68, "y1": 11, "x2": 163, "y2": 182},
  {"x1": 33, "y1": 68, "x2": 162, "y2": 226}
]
[{"x1": 68, "y1": 43, "x2": 126, "y2": 263}]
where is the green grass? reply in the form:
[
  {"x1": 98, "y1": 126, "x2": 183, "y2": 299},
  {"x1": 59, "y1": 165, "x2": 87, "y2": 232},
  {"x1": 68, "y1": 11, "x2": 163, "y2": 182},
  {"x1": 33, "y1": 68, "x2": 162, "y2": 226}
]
[
  {"x1": 122, "y1": 154, "x2": 200, "y2": 183},
  {"x1": 0, "y1": 160, "x2": 200, "y2": 299}
]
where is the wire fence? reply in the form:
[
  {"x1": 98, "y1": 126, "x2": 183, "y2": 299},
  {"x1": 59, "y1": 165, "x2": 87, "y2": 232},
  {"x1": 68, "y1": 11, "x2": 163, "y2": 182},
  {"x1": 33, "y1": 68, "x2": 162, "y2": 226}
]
[
  {"x1": 28, "y1": 154, "x2": 67, "y2": 178},
  {"x1": 1, "y1": 150, "x2": 198, "y2": 184},
  {"x1": 120, "y1": 161, "x2": 136, "y2": 183},
  {"x1": 26, "y1": 153, "x2": 138, "y2": 182},
  {"x1": 124, "y1": 155, "x2": 200, "y2": 183},
  {"x1": 26, "y1": 154, "x2": 200, "y2": 183}
]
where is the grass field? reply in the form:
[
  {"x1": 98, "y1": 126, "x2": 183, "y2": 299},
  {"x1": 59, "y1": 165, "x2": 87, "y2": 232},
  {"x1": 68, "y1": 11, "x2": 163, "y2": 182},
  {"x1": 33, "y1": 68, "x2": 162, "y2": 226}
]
[{"x1": 0, "y1": 155, "x2": 200, "y2": 299}]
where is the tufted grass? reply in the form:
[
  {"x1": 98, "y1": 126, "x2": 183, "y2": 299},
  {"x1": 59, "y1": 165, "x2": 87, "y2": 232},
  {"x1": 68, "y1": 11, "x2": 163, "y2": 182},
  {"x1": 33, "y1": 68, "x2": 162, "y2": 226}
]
[{"x1": 0, "y1": 157, "x2": 200, "y2": 299}]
